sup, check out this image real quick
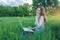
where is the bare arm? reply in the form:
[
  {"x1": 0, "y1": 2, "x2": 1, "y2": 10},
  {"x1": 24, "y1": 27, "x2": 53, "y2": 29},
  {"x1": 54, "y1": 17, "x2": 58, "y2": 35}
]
[
  {"x1": 37, "y1": 16, "x2": 44, "y2": 28},
  {"x1": 36, "y1": 14, "x2": 39, "y2": 25}
]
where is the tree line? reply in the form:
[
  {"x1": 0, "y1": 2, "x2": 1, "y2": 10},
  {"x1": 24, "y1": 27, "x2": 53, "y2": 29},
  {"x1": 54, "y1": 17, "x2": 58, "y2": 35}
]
[
  {"x1": 0, "y1": 4, "x2": 32, "y2": 17},
  {"x1": 0, "y1": 0, "x2": 59, "y2": 17}
]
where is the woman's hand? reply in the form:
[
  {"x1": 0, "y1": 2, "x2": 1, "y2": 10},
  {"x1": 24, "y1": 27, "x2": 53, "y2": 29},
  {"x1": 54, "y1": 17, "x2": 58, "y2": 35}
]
[{"x1": 37, "y1": 24, "x2": 41, "y2": 28}]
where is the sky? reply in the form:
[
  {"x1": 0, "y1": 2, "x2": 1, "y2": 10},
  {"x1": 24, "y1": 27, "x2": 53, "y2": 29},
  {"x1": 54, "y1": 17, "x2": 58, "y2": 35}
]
[
  {"x1": 0, "y1": 0, "x2": 33, "y2": 6},
  {"x1": 0, "y1": 0, "x2": 60, "y2": 6},
  {"x1": 58, "y1": 0, "x2": 60, "y2": 1}
]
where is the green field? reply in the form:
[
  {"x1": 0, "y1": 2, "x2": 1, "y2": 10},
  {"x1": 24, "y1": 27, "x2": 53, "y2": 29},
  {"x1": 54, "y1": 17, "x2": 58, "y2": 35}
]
[{"x1": 0, "y1": 15, "x2": 60, "y2": 40}]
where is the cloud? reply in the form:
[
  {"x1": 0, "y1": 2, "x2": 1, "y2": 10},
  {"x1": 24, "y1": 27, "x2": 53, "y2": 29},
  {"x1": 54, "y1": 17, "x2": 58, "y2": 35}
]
[
  {"x1": 0, "y1": 0, "x2": 33, "y2": 6},
  {"x1": 7, "y1": 0, "x2": 25, "y2": 6},
  {"x1": 58, "y1": 0, "x2": 60, "y2": 1},
  {"x1": 0, "y1": 0, "x2": 8, "y2": 5},
  {"x1": 23, "y1": 0, "x2": 33, "y2": 5}
]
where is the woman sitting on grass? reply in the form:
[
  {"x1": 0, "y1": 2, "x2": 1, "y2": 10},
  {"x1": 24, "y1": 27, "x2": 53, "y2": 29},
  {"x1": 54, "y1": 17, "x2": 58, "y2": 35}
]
[
  {"x1": 33, "y1": 6, "x2": 46, "y2": 33},
  {"x1": 21, "y1": 6, "x2": 46, "y2": 34}
]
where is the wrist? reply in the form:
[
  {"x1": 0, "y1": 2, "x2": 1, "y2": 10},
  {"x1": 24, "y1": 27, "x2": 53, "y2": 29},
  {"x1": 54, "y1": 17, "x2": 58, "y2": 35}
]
[
  {"x1": 37, "y1": 26, "x2": 40, "y2": 29},
  {"x1": 37, "y1": 25, "x2": 41, "y2": 28}
]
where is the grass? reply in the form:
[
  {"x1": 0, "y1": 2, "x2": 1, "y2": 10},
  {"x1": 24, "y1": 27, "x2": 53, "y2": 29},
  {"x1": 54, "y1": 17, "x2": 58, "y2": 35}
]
[{"x1": 0, "y1": 15, "x2": 60, "y2": 40}]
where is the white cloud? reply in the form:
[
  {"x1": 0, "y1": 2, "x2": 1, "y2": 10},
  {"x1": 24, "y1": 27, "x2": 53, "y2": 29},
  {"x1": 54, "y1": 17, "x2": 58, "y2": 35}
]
[
  {"x1": 58, "y1": 0, "x2": 60, "y2": 1},
  {"x1": 0, "y1": 0, "x2": 8, "y2": 5},
  {"x1": 8, "y1": 0, "x2": 16, "y2": 2},
  {"x1": 24, "y1": 0, "x2": 33, "y2": 5},
  {"x1": 0, "y1": 0, "x2": 33, "y2": 6}
]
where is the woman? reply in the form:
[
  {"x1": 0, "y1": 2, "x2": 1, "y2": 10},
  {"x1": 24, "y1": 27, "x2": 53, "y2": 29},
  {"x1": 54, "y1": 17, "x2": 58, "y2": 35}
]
[
  {"x1": 34, "y1": 6, "x2": 46, "y2": 34},
  {"x1": 21, "y1": 6, "x2": 46, "y2": 35}
]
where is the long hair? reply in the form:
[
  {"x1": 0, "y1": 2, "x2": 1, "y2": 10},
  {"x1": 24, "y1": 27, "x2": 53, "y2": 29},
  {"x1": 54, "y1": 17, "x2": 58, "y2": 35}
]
[{"x1": 37, "y1": 6, "x2": 46, "y2": 22}]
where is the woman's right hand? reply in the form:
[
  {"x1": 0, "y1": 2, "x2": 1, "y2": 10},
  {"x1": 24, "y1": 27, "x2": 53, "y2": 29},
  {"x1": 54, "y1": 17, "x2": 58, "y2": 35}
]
[{"x1": 37, "y1": 24, "x2": 41, "y2": 28}]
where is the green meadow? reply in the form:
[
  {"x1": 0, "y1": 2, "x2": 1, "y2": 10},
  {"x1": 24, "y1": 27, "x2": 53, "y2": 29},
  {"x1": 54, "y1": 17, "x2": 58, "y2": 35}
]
[{"x1": 0, "y1": 15, "x2": 60, "y2": 40}]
